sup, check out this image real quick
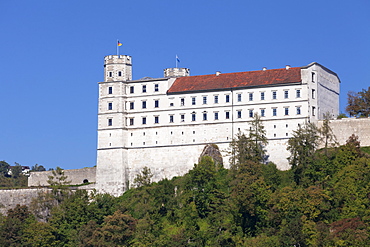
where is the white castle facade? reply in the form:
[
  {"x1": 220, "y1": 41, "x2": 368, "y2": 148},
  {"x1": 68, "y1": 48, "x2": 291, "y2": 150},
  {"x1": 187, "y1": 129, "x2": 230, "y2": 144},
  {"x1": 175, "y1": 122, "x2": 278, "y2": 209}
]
[{"x1": 96, "y1": 55, "x2": 340, "y2": 196}]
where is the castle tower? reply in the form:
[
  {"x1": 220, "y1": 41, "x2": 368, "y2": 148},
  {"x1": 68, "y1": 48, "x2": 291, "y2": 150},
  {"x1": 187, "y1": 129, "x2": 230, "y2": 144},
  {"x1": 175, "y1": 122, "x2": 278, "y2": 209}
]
[
  {"x1": 96, "y1": 55, "x2": 132, "y2": 196},
  {"x1": 104, "y1": 55, "x2": 132, "y2": 81}
]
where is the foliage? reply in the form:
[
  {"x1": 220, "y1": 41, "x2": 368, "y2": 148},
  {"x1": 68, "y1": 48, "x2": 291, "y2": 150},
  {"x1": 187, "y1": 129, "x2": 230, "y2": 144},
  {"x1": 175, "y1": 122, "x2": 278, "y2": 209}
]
[
  {"x1": 47, "y1": 166, "x2": 71, "y2": 187},
  {"x1": 346, "y1": 86, "x2": 370, "y2": 117},
  {"x1": 0, "y1": 160, "x2": 10, "y2": 176},
  {"x1": 133, "y1": 166, "x2": 153, "y2": 188},
  {"x1": 230, "y1": 113, "x2": 268, "y2": 166},
  {"x1": 0, "y1": 161, "x2": 28, "y2": 188},
  {"x1": 3, "y1": 136, "x2": 370, "y2": 246},
  {"x1": 31, "y1": 164, "x2": 46, "y2": 172},
  {"x1": 287, "y1": 122, "x2": 320, "y2": 185}
]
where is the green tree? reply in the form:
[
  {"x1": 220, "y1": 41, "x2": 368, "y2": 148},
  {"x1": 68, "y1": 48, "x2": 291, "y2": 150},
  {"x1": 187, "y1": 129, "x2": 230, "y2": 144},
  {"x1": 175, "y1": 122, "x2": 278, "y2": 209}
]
[
  {"x1": 47, "y1": 166, "x2": 71, "y2": 187},
  {"x1": 320, "y1": 112, "x2": 338, "y2": 156},
  {"x1": 0, "y1": 205, "x2": 35, "y2": 246},
  {"x1": 21, "y1": 222, "x2": 58, "y2": 247},
  {"x1": 31, "y1": 164, "x2": 46, "y2": 172},
  {"x1": 346, "y1": 86, "x2": 370, "y2": 117},
  {"x1": 230, "y1": 113, "x2": 268, "y2": 166},
  {"x1": 0, "y1": 160, "x2": 10, "y2": 176},
  {"x1": 133, "y1": 166, "x2": 153, "y2": 188},
  {"x1": 90, "y1": 211, "x2": 137, "y2": 246},
  {"x1": 287, "y1": 122, "x2": 320, "y2": 185},
  {"x1": 10, "y1": 163, "x2": 23, "y2": 179}
]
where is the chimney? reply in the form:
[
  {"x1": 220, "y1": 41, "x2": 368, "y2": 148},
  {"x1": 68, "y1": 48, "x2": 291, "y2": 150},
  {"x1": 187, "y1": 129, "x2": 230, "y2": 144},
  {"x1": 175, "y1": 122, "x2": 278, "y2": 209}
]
[
  {"x1": 216, "y1": 71, "x2": 221, "y2": 76},
  {"x1": 262, "y1": 67, "x2": 267, "y2": 71},
  {"x1": 286, "y1": 65, "x2": 291, "y2": 70}
]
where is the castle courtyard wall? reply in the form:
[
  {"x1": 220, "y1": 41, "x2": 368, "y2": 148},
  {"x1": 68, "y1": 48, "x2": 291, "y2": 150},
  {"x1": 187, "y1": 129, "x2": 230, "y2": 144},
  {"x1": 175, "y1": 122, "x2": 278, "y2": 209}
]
[
  {"x1": 28, "y1": 167, "x2": 96, "y2": 187},
  {"x1": 318, "y1": 118, "x2": 370, "y2": 147}
]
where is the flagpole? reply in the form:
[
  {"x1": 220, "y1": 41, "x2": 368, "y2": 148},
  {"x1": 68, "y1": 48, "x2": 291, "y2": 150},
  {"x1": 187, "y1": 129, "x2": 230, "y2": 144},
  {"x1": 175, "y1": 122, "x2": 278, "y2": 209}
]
[
  {"x1": 117, "y1": 39, "x2": 119, "y2": 56},
  {"x1": 176, "y1": 55, "x2": 178, "y2": 68}
]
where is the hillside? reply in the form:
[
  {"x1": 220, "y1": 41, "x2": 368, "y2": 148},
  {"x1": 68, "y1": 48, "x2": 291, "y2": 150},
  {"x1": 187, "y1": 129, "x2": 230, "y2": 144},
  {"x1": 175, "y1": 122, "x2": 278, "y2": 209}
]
[{"x1": 1, "y1": 138, "x2": 369, "y2": 246}]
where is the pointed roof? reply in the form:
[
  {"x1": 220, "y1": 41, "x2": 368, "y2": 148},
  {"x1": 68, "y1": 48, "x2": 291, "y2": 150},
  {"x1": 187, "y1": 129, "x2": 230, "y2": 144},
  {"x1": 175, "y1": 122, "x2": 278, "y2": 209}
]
[{"x1": 168, "y1": 67, "x2": 302, "y2": 94}]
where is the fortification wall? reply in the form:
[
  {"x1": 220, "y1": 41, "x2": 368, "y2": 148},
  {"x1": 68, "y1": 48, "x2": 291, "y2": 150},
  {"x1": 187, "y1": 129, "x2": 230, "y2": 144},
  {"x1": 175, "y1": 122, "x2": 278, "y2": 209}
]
[
  {"x1": 318, "y1": 118, "x2": 370, "y2": 147},
  {"x1": 0, "y1": 188, "x2": 50, "y2": 215},
  {"x1": 28, "y1": 167, "x2": 96, "y2": 187}
]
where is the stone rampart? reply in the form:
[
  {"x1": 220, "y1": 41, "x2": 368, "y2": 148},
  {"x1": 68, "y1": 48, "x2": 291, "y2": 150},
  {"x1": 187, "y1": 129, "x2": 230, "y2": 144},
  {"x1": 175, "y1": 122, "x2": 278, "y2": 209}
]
[
  {"x1": 318, "y1": 118, "x2": 370, "y2": 148},
  {"x1": 28, "y1": 167, "x2": 96, "y2": 187},
  {"x1": 0, "y1": 188, "x2": 50, "y2": 215}
]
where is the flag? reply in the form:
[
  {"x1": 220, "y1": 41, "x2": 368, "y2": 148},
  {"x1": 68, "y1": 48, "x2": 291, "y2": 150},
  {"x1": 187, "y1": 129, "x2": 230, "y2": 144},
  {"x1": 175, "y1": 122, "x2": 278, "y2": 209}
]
[
  {"x1": 117, "y1": 41, "x2": 122, "y2": 46},
  {"x1": 176, "y1": 55, "x2": 180, "y2": 63}
]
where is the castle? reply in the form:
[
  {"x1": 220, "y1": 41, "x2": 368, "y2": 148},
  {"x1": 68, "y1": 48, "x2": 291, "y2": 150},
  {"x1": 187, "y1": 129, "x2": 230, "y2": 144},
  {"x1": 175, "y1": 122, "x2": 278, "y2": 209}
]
[{"x1": 95, "y1": 54, "x2": 340, "y2": 196}]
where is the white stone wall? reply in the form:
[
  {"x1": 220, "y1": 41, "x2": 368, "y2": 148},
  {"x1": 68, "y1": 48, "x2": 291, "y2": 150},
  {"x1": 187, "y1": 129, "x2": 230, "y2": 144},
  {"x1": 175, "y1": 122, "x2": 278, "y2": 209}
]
[
  {"x1": 317, "y1": 118, "x2": 370, "y2": 148},
  {"x1": 28, "y1": 167, "x2": 96, "y2": 187}
]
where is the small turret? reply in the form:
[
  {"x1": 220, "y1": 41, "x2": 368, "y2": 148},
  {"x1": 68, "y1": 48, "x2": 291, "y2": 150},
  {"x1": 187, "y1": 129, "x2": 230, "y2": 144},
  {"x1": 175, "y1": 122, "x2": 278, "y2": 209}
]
[
  {"x1": 164, "y1": 67, "x2": 190, "y2": 78},
  {"x1": 104, "y1": 55, "x2": 132, "y2": 82}
]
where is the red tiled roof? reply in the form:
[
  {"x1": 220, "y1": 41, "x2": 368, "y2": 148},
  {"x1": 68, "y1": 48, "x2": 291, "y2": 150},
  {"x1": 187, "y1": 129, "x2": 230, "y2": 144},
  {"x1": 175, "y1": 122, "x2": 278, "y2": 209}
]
[{"x1": 168, "y1": 67, "x2": 302, "y2": 93}]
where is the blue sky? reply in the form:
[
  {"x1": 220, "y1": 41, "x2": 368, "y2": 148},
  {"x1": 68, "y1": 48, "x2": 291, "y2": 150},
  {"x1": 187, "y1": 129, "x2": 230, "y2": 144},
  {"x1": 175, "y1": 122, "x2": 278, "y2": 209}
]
[{"x1": 1, "y1": 0, "x2": 369, "y2": 170}]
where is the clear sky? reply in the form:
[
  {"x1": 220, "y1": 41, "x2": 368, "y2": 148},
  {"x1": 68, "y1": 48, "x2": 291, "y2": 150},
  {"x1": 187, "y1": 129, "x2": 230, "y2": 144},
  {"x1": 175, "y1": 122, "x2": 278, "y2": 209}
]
[{"x1": 0, "y1": 0, "x2": 369, "y2": 170}]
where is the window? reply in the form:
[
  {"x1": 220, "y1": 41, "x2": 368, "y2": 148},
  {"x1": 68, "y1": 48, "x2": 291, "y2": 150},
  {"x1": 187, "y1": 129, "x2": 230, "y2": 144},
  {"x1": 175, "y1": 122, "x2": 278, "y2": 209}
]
[
  {"x1": 142, "y1": 101, "x2": 147, "y2": 109},
  {"x1": 129, "y1": 102, "x2": 134, "y2": 110},
  {"x1": 261, "y1": 109, "x2": 265, "y2": 117},
  {"x1": 296, "y1": 89, "x2": 301, "y2": 98},
  {"x1": 285, "y1": 107, "x2": 289, "y2": 115},
  {"x1": 191, "y1": 112, "x2": 196, "y2": 121},
  {"x1": 261, "y1": 92, "x2": 265, "y2": 100},
  {"x1": 249, "y1": 93, "x2": 253, "y2": 101},
  {"x1": 118, "y1": 71, "x2": 122, "y2": 77},
  {"x1": 154, "y1": 116, "x2": 159, "y2": 124},
  {"x1": 130, "y1": 86, "x2": 134, "y2": 94},
  {"x1": 169, "y1": 115, "x2": 174, "y2": 123},
  {"x1": 180, "y1": 98, "x2": 185, "y2": 106},
  {"x1": 312, "y1": 72, "x2": 315, "y2": 82},
  {"x1": 226, "y1": 95, "x2": 230, "y2": 103},
  {"x1": 203, "y1": 96, "x2": 207, "y2": 104},
  {"x1": 181, "y1": 114, "x2": 185, "y2": 122},
  {"x1": 192, "y1": 97, "x2": 196, "y2": 105},
  {"x1": 249, "y1": 110, "x2": 253, "y2": 118},
  {"x1": 284, "y1": 90, "x2": 289, "y2": 99},
  {"x1": 296, "y1": 106, "x2": 301, "y2": 115},
  {"x1": 203, "y1": 112, "x2": 207, "y2": 121},
  {"x1": 226, "y1": 111, "x2": 230, "y2": 119},
  {"x1": 142, "y1": 85, "x2": 147, "y2": 93},
  {"x1": 108, "y1": 102, "x2": 112, "y2": 110},
  {"x1": 142, "y1": 117, "x2": 147, "y2": 125},
  {"x1": 214, "y1": 95, "x2": 219, "y2": 104},
  {"x1": 312, "y1": 106, "x2": 316, "y2": 116},
  {"x1": 272, "y1": 108, "x2": 277, "y2": 116},
  {"x1": 109, "y1": 72, "x2": 112, "y2": 77},
  {"x1": 154, "y1": 84, "x2": 159, "y2": 92},
  {"x1": 237, "y1": 93, "x2": 242, "y2": 102},
  {"x1": 237, "y1": 110, "x2": 242, "y2": 119},
  {"x1": 108, "y1": 87, "x2": 112, "y2": 94},
  {"x1": 154, "y1": 100, "x2": 159, "y2": 108},
  {"x1": 312, "y1": 89, "x2": 315, "y2": 99},
  {"x1": 108, "y1": 119, "x2": 112, "y2": 126},
  {"x1": 272, "y1": 91, "x2": 277, "y2": 99},
  {"x1": 129, "y1": 118, "x2": 134, "y2": 126}
]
